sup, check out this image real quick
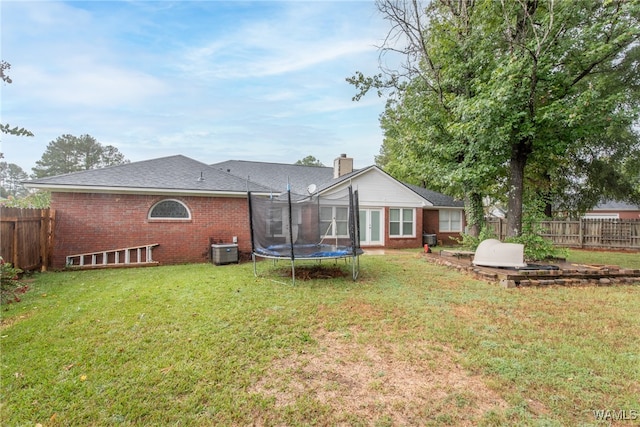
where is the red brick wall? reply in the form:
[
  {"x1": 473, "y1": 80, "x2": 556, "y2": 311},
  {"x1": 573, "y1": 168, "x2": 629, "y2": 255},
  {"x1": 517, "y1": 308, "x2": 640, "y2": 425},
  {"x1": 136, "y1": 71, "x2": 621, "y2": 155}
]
[
  {"x1": 422, "y1": 210, "x2": 439, "y2": 235},
  {"x1": 50, "y1": 192, "x2": 251, "y2": 268},
  {"x1": 383, "y1": 207, "x2": 424, "y2": 249},
  {"x1": 618, "y1": 211, "x2": 640, "y2": 220},
  {"x1": 587, "y1": 210, "x2": 640, "y2": 220},
  {"x1": 49, "y1": 192, "x2": 467, "y2": 267},
  {"x1": 359, "y1": 207, "x2": 464, "y2": 249},
  {"x1": 422, "y1": 209, "x2": 464, "y2": 246}
]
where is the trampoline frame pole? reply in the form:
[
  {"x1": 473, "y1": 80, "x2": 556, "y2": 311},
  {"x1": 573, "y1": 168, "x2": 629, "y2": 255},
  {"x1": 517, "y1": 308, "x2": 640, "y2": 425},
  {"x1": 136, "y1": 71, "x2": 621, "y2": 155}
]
[{"x1": 287, "y1": 186, "x2": 296, "y2": 285}]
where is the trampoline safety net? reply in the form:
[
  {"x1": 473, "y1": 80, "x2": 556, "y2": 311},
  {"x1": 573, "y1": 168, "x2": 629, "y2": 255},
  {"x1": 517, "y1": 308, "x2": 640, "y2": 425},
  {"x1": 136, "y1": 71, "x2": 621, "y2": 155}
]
[{"x1": 248, "y1": 185, "x2": 362, "y2": 282}]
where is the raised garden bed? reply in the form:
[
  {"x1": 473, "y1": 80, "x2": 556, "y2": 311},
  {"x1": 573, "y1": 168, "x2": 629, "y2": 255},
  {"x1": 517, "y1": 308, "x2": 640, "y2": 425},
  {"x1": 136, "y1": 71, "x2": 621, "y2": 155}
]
[{"x1": 425, "y1": 251, "x2": 640, "y2": 288}]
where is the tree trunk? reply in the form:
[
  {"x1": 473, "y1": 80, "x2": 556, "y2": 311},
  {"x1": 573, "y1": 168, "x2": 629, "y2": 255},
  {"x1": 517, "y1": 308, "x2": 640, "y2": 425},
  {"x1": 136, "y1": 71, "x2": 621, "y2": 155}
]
[
  {"x1": 464, "y1": 191, "x2": 484, "y2": 237},
  {"x1": 544, "y1": 200, "x2": 553, "y2": 218},
  {"x1": 506, "y1": 142, "x2": 529, "y2": 237},
  {"x1": 542, "y1": 171, "x2": 553, "y2": 218}
]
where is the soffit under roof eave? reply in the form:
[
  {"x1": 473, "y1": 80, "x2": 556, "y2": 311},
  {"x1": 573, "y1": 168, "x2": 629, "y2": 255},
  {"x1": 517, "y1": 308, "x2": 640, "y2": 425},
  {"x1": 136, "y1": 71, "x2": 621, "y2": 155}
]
[
  {"x1": 23, "y1": 183, "x2": 271, "y2": 198},
  {"x1": 426, "y1": 206, "x2": 465, "y2": 210}
]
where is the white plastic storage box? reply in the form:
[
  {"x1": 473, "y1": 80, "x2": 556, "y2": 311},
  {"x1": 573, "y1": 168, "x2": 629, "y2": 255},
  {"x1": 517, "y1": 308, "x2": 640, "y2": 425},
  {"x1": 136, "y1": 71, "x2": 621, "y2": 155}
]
[
  {"x1": 211, "y1": 244, "x2": 238, "y2": 265},
  {"x1": 472, "y1": 239, "x2": 526, "y2": 268}
]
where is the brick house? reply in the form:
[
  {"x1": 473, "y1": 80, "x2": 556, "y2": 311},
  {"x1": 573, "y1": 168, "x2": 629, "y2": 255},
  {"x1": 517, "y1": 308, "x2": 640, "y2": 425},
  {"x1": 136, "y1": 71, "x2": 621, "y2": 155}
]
[
  {"x1": 25, "y1": 154, "x2": 465, "y2": 268},
  {"x1": 584, "y1": 200, "x2": 640, "y2": 220}
]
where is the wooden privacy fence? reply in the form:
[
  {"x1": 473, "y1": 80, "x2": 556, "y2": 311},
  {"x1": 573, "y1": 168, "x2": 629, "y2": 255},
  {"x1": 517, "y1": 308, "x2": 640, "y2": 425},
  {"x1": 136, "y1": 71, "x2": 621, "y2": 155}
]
[
  {"x1": 0, "y1": 207, "x2": 54, "y2": 271},
  {"x1": 486, "y1": 218, "x2": 640, "y2": 250}
]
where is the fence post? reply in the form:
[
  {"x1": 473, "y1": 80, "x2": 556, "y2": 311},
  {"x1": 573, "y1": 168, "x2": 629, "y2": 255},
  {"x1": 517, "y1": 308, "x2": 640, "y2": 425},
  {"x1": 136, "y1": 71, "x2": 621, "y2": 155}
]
[
  {"x1": 49, "y1": 209, "x2": 55, "y2": 269},
  {"x1": 40, "y1": 209, "x2": 48, "y2": 271},
  {"x1": 578, "y1": 217, "x2": 584, "y2": 248},
  {"x1": 12, "y1": 219, "x2": 19, "y2": 266}
]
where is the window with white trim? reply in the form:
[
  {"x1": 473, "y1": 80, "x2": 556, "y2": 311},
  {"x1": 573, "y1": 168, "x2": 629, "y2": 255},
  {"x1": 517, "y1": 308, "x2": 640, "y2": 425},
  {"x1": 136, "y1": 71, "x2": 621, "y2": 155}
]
[
  {"x1": 149, "y1": 199, "x2": 191, "y2": 220},
  {"x1": 268, "y1": 206, "x2": 284, "y2": 236},
  {"x1": 267, "y1": 206, "x2": 302, "y2": 237},
  {"x1": 439, "y1": 209, "x2": 462, "y2": 232},
  {"x1": 320, "y1": 206, "x2": 349, "y2": 237},
  {"x1": 389, "y1": 208, "x2": 415, "y2": 237}
]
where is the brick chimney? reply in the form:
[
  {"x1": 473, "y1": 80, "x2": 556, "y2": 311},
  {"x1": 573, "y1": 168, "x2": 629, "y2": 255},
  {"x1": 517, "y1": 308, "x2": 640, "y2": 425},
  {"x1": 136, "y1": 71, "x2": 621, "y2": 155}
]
[{"x1": 333, "y1": 153, "x2": 353, "y2": 178}]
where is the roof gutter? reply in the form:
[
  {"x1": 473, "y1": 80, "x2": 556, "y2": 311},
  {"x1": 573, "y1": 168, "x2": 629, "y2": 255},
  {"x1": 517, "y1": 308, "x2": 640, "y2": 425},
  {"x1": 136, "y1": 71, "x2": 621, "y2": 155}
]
[{"x1": 22, "y1": 183, "x2": 272, "y2": 198}]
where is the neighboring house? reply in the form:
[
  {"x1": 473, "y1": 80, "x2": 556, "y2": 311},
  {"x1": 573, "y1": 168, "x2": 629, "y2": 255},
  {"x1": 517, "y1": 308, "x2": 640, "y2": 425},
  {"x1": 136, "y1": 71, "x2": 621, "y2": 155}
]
[
  {"x1": 584, "y1": 200, "x2": 640, "y2": 220},
  {"x1": 24, "y1": 154, "x2": 465, "y2": 268}
]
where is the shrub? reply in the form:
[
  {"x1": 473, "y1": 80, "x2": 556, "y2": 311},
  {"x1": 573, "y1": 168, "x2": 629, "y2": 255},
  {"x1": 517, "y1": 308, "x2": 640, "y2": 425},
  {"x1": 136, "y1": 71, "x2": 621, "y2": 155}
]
[
  {"x1": 0, "y1": 257, "x2": 28, "y2": 304},
  {"x1": 1, "y1": 190, "x2": 51, "y2": 208},
  {"x1": 505, "y1": 216, "x2": 568, "y2": 262},
  {"x1": 458, "y1": 222, "x2": 567, "y2": 262},
  {"x1": 456, "y1": 227, "x2": 497, "y2": 251},
  {"x1": 505, "y1": 232, "x2": 564, "y2": 262}
]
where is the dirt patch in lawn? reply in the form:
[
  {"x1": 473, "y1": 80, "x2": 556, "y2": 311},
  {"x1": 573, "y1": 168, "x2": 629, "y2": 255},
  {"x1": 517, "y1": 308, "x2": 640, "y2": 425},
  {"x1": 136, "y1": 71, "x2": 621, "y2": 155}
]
[
  {"x1": 250, "y1": 328, "x2": 511, "y2": 425},
  {"x1": 277, "y1": 265, "x2": 350, "y2": 280},
  {"x1": 0, "y1": 311, "x2": 34, "y2": 331}
]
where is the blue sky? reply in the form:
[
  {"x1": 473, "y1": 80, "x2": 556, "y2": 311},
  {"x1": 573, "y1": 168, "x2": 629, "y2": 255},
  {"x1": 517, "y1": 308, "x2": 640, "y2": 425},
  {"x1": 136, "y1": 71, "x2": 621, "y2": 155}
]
[{"x1": 1, "y1": 1, "x2": 395, "y2": 173}]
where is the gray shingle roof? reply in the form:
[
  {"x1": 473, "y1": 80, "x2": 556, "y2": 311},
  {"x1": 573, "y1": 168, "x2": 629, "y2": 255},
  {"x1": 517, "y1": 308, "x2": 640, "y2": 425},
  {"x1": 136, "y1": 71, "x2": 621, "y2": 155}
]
[
  {"x1": 25, "y1": 155, "x2": 273, "y2": 193},
  {"x1": 212, "y1": 160, "x2": 336, "y2": 196},
  {"x1": 593, "y1": 200, "x2": 640, "y2": 210},
  {"x1": 215, "y1": 160, "x2": 464, "y2": 207},
  {"x1": 25, "y1": 154, "x2": 465, "y2": 208},
  {"x1": 403, "y1": 183, "x2": 465, "y2": 207}
]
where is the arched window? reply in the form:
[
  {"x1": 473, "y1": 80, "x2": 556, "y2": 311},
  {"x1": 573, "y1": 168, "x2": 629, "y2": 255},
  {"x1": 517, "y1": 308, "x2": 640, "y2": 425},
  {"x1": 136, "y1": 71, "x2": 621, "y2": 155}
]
[{"x1": 148, "y1": 199, "x2": 191, "y2": 220}]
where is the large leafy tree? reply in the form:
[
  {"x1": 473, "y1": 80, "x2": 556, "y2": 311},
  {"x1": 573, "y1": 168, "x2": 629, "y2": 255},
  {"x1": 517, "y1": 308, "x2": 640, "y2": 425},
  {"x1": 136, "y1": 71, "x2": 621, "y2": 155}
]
[
  {"x1": 376, "y1": 78, "x2": 498, "y2": 236},
  {"x1": 32, "y1": 134, "x2": 129, "y2": 178},
  {"x1": 351, "y1": 0, "x2": 640, "y2": 236},
  {"x1": 477, "y1": 0, "x2": 639, "y2": 233}
]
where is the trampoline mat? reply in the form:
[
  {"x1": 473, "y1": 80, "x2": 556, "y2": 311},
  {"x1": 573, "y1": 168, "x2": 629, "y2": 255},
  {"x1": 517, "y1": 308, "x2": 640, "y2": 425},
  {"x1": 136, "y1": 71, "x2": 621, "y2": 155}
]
[{"x1": 254, "y1": 243, "x2": 356, "y2": 259}]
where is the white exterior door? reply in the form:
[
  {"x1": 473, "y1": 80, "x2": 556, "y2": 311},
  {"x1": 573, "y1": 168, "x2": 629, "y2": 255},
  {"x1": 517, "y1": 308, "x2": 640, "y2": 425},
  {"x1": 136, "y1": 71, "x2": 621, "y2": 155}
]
[{"x1": 359, "y1": 209, "x2": 383, "y2": 246}]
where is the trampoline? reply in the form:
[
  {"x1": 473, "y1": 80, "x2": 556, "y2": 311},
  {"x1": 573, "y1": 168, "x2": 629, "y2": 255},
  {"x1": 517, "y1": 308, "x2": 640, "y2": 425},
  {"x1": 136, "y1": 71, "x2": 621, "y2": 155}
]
[{"x1": 248, "y1": 185, "x2": 362, "y2": 284}]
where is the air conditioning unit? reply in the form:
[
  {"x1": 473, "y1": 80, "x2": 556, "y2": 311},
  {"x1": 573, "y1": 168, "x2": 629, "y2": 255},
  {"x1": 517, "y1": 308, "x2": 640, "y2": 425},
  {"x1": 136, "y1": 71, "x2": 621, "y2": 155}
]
[{"x1": 211, "y1": 244, "x2": 238, "y2": 265}]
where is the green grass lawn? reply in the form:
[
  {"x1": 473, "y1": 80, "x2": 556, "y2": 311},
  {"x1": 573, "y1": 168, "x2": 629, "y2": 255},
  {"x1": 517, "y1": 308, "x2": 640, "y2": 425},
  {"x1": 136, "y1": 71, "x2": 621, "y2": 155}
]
[{"x1": 1, "y1": 250, "x2": 638, "y2": 426}]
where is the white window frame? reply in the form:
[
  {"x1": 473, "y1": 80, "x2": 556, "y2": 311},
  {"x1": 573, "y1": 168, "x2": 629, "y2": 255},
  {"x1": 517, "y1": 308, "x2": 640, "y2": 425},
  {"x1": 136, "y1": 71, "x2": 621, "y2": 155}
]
[
  {"x1": 320, "y1": 206, "x2": 350, "y2": 238},
  {"x1": 439, "y1": 209, "x2": 463, "y2": 232},
  {"x1": 389, "y1": 208, "x2": 415, "y2": 238},
  {"x1": 267, "y1": 206, "x2": 284, "y2": 237},
  {"x1": 268, "y1": 206, "x2": 302, "y2": 237},
  {"x1": 148, "y1": 199, "x2": 191, "y2": 220}
]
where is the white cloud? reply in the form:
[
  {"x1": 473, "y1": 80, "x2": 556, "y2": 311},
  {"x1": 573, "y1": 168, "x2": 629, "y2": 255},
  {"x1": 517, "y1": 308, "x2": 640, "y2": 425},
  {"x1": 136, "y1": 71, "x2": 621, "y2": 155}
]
[
  {"x1": 178, "y1": 2, "x2": 383, "y2": 80},
  {"x1": 16, "y1": 65, "x2": 169, "y2": 107},
  {"x1": 1, "y1": 1, "x2": 390, "y2": 172}
]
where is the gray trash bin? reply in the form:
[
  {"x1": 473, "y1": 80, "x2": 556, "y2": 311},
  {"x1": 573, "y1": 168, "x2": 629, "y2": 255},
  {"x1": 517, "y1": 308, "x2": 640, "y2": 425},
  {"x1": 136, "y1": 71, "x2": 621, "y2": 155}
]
[{"x1": 422, "y1": 233, "x2": 437, "y2": 246}]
